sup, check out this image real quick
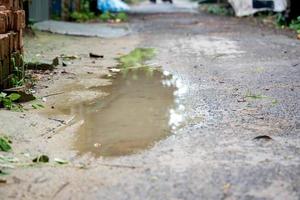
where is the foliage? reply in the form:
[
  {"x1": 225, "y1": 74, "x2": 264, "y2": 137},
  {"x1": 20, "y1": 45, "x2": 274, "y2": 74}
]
[
  {"x1": 70, "y1": 0, "x2": 95, "y2": 22},
  {"x1": 99, "y1": 12, "x2": 111, "y2": 22},
  {"x1": 200, "y1": 3, "x2": 234, "y2": 16},
  {"x1": 0, "y1": 137, "x2": 12, "y2": 152},
  {"x1": 69, "y1": 0, "x2": 128, "y2": 23},
  {"x1": 289, "y1": 16, "x2": 300, "y2": 33},
  {"x1": 10, "y1": 55, "x2": 25, "y2": 87},
  {"x1": 275, "y1": 13, "x2": 287, "y2": 27},
  {"x1": 117, "y1": 48, "x2": 156, "y2": 68},
  {"x1": 116, "y1": 12, "x2": 129, "y2": 22},
  {"x1": 275, "y1": 14, "x2": 300, "y2": 33},
  {"x1": 70, "y1": 11, "x2": 95, "y2": 22},
  {"x1": 0, "y1": 92, "x2": 22, "y2": 111},
  {"x1": 99, "y1": 12, "x2": 128, "y2": 22}
]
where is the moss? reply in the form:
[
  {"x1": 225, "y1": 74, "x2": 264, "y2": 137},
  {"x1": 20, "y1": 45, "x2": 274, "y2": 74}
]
[{"x1": 117, "y1": 48, "x2": 156, "y2": 68}]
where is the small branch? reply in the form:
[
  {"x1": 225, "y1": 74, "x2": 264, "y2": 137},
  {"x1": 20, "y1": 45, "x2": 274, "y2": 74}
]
[
  {"x1": 99, "y1": 163, "x2": 138, "y2": 169},
  {"x1": 52, "y1": 182, "x2": 70, "y2": 199},
  {"x1": 48, "y1": 118, "x2": 67, "y2": 125},
  {"x1": 42, "y1": 92, "x2": 64, "y2": 98}
]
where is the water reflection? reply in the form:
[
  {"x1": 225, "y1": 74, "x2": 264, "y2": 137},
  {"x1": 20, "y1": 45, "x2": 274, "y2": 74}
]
[
  {"x1": 71, "y1": 67, "x2": 186, "y2": 157},
  {"x1": 162, "y1": 70, "x2": 187, "y2": 130}
]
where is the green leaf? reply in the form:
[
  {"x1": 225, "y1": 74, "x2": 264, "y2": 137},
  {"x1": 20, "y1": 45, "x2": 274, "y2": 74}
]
[
  {"x1": 7, "y1": 93, "x2": 21, "y2": 101},
  {"x1": 2, "y1": 98, "x2": 12, "y2": 109},
  {"x1": 54, "y1": 158, "x2": 68, "y2": 165},
  {"x1": 0, "y1": 137, "x2": 12, "y2": 152},
  {"x1": 32, "y1": 155, "x2": 49, "y2": 163},
  {"x1": 0, "y1": 92, "x2": 7, "y2": 98}
]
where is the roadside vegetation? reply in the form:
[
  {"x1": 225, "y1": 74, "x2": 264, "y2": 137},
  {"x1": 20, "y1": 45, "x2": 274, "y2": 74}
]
[
  {"x1": 54, "y1": 0, "x2": 130, "y2": 23},
  {"x1": 198, "y1": 1, "x2": 300, "y2": 39},
  {"x1": 199, "y1": 3, "x2": 234, "y2": 16}
]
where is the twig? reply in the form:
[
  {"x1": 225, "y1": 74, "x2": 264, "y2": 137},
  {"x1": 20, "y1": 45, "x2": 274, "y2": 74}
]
[
  {"x1": 42, "y1": 92, "x2": 64, "y2": 98},
  {"x1": 52, "y1": 182, "x2": 70, "y2": 199},
  {"x1": 99, "y1": 163, "x2": 138, "y2": 169},
  {"x1": 48, "y1": 118, "x2": 67, "y2": 125}
]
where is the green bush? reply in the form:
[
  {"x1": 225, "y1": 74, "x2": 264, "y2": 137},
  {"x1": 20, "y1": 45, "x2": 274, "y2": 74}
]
[
  {"x1": 70, "y1": 0, "x2": 95, "y2": 22},
  {"x1": 289, "y1": 16, "x2": 300, "y2": 33},
  {"x1": 200, "y1": 3, "x2": 234, "y2": 16},
  {"x1": 70, "y1": 11, "x2": 95, "y2": 22},
  {"x1": 116, "y1": 12, "x2": 129, "y2": 22}
]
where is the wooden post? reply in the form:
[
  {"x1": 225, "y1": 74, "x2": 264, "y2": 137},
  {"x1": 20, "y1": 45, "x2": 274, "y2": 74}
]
[{"x1": 61, "y1": 0, "x2": 71, "y2": 20}]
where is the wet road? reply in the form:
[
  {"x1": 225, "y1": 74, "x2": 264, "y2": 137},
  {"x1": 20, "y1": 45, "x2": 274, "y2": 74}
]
[{"x1": 97, "y1": 2, "x2": 300, "y2": 199}]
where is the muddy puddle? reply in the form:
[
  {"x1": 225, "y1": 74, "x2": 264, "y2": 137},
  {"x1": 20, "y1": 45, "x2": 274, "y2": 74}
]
[{"x1": 53, "y1": 67, "x2": 185, "y2": 157}]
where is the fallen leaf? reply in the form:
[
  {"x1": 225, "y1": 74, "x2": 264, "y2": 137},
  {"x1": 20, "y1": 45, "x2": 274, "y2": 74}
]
[
  {"x1": 54, "y1": 158, "x2": 68, "y2": 165},
  {"x1": 0, "y1": 137, "x2": 12, "y2": 152}
]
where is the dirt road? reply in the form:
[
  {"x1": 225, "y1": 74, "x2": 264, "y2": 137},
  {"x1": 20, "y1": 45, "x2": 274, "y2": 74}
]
[{"x1": 1, "y1": 1, "x2": 300, "y2": 199}]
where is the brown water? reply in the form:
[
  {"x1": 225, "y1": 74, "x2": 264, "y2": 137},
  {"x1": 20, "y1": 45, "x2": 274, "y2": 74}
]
[{"x1": 72, "y1": 67, "x2": 181, "y2": 157}]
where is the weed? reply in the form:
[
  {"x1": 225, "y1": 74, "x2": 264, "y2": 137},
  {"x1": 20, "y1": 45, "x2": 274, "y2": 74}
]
[
  {"x1": 70, "y1": 11, "x2": 95, "y2": 22},
  {"x1": 99, "y1": 12, "x2": 128, "y2": 22},
  {"x1": 275, "y1": 13, "x2": 287, "y2": 27},
  {"x1": 99, "y1": 12, "x2": 112, "y2": 22},
  {"x1": 200, "y1": 3, "x2": 234, "y2": 16},
  {"x1": 0, "y1": 137, "x2": 12, "y2": 152},
  {"x1": 0, "y1": 92, "x2": 23, "y2": 111},
  {"x1": 289, "y1": 16, "x2": 300, "y2": 33},
  {"x1": 10, "y1": 54, "x2": 25, "y2": 87},
  {"x1": 116, "y1": 12, "x2": 128, "y2": 22},
  {"x1": 70, "y1": 0, "x2": 95, "y2": 22}
]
